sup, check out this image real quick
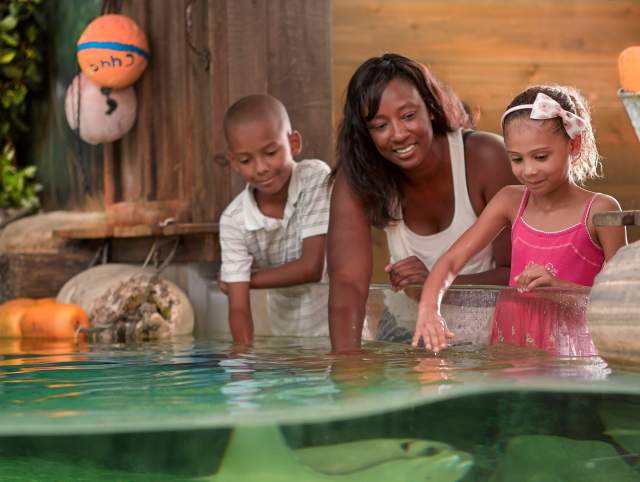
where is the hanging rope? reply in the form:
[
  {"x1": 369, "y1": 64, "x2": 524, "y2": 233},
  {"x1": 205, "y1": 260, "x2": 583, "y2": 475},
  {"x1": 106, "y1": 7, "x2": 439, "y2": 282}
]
[
  {"x1": 72, "y1": 64, "x2": 90, "y2": 199},
  {"x1": 185, "y1": 0, "x2": 210, "y2": 71}
]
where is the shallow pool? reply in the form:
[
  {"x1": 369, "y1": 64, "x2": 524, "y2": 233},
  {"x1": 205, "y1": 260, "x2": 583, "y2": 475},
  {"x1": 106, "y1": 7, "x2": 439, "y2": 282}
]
[{"x1": 0, "y1": 334, "x2": 639, "y2": 481}]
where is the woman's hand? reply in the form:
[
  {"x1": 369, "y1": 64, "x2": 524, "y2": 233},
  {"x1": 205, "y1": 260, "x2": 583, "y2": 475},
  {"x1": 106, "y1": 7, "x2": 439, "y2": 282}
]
[
  {"x1": 385, "y1": 256, "x2": 430, "y2": 292},
  {"x1": 513, "y1": 262, "x2": 559, "y2": 292},
  {"x1": 412, "y1": 308, "x2": 454, "y2": 353}
]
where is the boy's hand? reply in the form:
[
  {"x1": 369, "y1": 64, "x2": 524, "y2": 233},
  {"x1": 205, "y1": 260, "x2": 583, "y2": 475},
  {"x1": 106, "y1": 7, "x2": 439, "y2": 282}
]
[
  {"x1": 217, "y1": 273, "x2": 229, "y2": 295},
  {"x1": 412, "y1": 308, "x2": 454, "y2": 353},
  {"x1": 385, "y1": 256, "x2": 429, "y2": 292},
  {"x1": 514, "y1": 262, "x2": 558, "y2": 292}
]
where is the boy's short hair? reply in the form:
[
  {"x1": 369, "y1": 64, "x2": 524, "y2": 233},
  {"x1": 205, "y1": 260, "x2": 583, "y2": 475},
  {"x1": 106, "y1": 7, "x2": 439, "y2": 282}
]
[{"x1": 223, "y1": 94, "x2": 292, "y2": 143}]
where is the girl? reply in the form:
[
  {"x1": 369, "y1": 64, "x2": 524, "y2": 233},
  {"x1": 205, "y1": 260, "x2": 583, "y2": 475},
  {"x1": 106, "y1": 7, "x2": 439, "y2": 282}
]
[
  {"x1": 327, "y1": 54, "x2": 517, "y2": 353},
  {"x1": 414, "y1": 85, "x2": 628, "y2": 353}
]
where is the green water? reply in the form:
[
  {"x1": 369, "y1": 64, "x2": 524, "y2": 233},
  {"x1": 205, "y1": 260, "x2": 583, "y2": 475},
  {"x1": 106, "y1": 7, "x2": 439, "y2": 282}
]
[{"x1": 0, "y1": 337, "x2": 639, "y2": 481}]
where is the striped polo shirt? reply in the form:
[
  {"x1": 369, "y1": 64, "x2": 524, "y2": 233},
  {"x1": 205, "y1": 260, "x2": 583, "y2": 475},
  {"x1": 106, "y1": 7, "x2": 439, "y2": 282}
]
[{"x1": 219, "y1": 159, "x2": 331, "y2": 337}]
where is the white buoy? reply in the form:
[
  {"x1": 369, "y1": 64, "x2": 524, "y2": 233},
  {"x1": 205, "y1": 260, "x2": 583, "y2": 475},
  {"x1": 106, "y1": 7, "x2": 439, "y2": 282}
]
[{"x1": 64, "y1": 73, "x2": 137, "y2": 145}]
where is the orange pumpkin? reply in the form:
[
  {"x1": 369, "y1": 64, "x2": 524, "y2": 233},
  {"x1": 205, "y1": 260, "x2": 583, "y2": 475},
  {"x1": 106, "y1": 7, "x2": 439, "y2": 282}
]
[
  {"x1": 618, "y1": 46, "x2": 640, "y2": 92},
  {"x1": 20, "y1": 303, "x2": 89, "y2": 339},
  {"x1": 0, "y1": 299, "x2": 35, "y2": 338},
  {"x1": 36, "y1": 298, "x2": 57, "y2": 305},
  {"x1": 77, "y1": 14, "x2": 150, "y2": 89}
]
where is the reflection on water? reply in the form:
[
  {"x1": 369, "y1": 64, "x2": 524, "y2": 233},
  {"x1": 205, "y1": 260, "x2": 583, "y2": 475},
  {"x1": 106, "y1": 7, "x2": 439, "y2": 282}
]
[
  {"x1": 0, "y1": 337, "x2": 638, "y2": 481},
  {"x1": 0, "y1": 336, "x2": 629, "y2": 434}
]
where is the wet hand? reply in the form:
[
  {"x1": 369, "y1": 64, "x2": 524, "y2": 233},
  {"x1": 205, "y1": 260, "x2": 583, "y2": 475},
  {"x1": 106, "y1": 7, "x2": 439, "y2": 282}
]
[
  {"x1": 385, "y1": 256, "x2": 429, "y2": 292},
  {"x1": 217, "y1": 275, "x2": 229, "y2": 295},
  {"x1": 412, "y1": 309, "x2": 454, "y2": 353},
  {"x1": 514, "y1": 263, "x2": 558, "y2": 292}
]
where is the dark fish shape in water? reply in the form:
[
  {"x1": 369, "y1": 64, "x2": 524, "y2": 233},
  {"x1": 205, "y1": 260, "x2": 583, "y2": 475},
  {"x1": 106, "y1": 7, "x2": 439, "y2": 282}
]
[
  {"x1": 209, "y1": 425, "x2": 472, "y2": 482},
  {"x1": 489, "y1": 434, "x2": 640, "y2": 482},
  {"x1": 0, "y1": 426, "x2": 472, "y2": 482}
]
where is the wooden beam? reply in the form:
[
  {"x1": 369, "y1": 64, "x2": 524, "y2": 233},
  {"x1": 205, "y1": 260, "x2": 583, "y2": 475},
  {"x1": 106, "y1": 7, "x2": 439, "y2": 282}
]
[
  {"x1": 54, "y1": 222, "x2": 219, "y2": 239},
  {"x1": 593, "y1": 210, "x2": 640, "y2": 227}
]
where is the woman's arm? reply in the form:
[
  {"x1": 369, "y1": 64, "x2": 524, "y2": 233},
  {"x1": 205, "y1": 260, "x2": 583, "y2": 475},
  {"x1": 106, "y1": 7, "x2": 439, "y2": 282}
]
[
  {"x1": 415, "y1": 187, "x2": 515, "y2": 352},
  {"x1": 250, "y1": 235, "x2": 325, "y2": 288},
  {"x1": 327, "y1": 170, "x2": 373, "y2": 353},
  {"x1": 458, "y1": 131, "x2": 519, "y2": 286}
]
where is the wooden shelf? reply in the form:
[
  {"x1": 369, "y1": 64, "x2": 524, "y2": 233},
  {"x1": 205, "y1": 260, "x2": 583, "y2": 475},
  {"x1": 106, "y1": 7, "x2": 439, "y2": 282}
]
[
  {"x1": 593, "y1": 210, "x2": 640, "y2": 227},
  {"x1": 52, "y1": 223, "x2": 220, "y2": 262},
  {"x1": 54, "y1": 222, "x2": 219, "y2": 240}
]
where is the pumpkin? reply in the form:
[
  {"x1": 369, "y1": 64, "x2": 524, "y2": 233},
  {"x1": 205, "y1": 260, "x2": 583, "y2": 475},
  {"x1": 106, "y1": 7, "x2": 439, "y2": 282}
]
[
  {"x1": 618, "y1": 46, "x2": 640, "y2": 92},
  {"x1": 64, "y1": 73, "x2": 137, "y2": 145},
  {"x1": 0, "y1": 299, "x2": 35, "y2": 338},
  {"x1": 77, "y1": 14, "x2": 149, "y2": 89},
  {"x1": 20, "y1": 303, "x2": 89, "y2": 339},
  {"x1": 587, "y1": 240, "x2": 640, "y2": 366}
]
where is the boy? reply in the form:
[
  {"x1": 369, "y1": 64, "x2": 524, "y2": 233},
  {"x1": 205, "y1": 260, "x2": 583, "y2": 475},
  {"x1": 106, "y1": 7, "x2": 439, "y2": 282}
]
[{"x1": 219, "y1": 94, "x2": 331, "y2": 344}]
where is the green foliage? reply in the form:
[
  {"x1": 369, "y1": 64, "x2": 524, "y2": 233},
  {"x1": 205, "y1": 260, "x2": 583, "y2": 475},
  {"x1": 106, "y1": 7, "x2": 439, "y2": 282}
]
[
  {"x1": 0, "y1": 0, "x2": 44, "y2": 209},
  {"x1": 0, "y1": 142, "x2": 40, "y2": 209}
]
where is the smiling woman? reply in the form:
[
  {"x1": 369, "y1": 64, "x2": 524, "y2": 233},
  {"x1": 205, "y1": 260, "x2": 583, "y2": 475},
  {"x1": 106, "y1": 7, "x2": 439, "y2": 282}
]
[{"x1": 327, "y1": 53, "x2": 517, "y2": 353}]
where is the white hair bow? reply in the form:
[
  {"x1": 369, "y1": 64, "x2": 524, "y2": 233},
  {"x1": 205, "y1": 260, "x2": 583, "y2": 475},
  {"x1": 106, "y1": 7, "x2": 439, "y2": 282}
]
[{"x1": 501, "y1": 92, "x2": 586, "y2": 139}]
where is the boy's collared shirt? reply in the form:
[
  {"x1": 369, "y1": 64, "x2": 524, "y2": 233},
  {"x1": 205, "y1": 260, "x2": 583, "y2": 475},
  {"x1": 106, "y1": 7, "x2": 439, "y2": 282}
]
[{"x1": 220, "y1": 159, "x2": 331, "y2": 337}]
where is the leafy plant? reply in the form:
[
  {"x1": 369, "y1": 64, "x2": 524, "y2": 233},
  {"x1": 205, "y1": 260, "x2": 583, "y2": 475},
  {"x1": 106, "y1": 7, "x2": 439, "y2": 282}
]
[
  {"x1": 0, "y1": 143, "x2": 40, "y2": 209},
  {"x1": 0, "y1": 0, "x2": 44, "y2": 209}
]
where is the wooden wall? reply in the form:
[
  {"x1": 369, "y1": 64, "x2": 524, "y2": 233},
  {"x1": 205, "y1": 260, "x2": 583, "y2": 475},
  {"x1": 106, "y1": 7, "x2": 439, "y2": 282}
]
[
  {"x1": 333, "y1": 0, "x2": 640, "y2": 279},
  {"x1": 105, "y1": 0, "x2": 332, "y2": 226}
]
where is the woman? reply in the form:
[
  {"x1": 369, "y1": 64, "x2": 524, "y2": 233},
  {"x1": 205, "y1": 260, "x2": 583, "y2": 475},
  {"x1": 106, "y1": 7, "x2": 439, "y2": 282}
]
[{"x1": 328, "y1": 53, "x2": 516, "y2": 353}]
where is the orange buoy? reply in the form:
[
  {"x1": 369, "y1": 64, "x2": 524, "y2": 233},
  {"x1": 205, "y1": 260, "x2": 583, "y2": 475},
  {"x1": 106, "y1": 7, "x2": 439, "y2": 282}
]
[
  {"x1": 77, "y1": 14, "x2": 150, "y2": 89},
  {"x1": 20, "y1": 303, "x2": 89, "y2": 339},
  {"x1": 618, "y1": 46, "x2": 640, "y2": 92}
]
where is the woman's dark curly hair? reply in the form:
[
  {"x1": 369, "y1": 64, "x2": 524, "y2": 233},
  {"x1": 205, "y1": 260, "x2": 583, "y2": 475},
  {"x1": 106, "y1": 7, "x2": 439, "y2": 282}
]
[{"x1": 332, "y1": 53, "x2": 471, "y2": 228}]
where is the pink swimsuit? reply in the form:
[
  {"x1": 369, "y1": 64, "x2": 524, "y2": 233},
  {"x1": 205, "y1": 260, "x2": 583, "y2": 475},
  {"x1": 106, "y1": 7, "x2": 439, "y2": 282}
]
[
  {"x1": 490, "y1": 190, "x2": 604, "y2": 357},
  {"x1": 509, "y1": 190, "x2": 604, "y2": 287}
]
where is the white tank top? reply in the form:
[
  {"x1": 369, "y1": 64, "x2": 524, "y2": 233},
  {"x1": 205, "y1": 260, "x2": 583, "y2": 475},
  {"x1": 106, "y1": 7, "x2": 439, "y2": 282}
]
[{"x1": 383, "y1": 129, "x2": 495, "y2": 329}]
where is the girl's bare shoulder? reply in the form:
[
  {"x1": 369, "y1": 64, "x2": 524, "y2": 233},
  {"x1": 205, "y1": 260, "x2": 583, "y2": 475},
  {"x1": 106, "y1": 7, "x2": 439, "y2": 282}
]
[
  {"x1": 589, "y1": 192, "x2": 622, "y2": 214},
  {"x1": 487, "y1": 185, "x2": 525, "y2": 221},
  {"x1": 495, "y1": 184, "x2": 526, "y2": 202}
]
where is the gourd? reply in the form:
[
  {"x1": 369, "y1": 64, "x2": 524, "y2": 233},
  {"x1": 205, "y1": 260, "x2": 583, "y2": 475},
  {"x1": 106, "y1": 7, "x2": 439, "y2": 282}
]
[
  {"x1": 20, "y1": 303, "x2": 89, "y2": 339},
  {"x1": 0, "y1": 299, "x2": 89, "y2": 339},
  {"x1": 0, "y1": 299, "x2": 34, "y2": 338}
]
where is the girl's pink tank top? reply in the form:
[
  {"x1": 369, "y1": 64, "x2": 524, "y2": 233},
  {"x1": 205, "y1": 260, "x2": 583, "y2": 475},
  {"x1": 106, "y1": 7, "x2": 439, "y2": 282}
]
[{"x1": 509, "y1": 190, "x2": 605, "y2": 287}]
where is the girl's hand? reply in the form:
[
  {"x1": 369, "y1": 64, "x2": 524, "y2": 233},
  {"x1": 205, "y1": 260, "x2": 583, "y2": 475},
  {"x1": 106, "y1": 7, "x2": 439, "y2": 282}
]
[
  {"x1": 412, "y1": 309, "x2": 454, "y2": 353},
  {"x1": 514, "y1": 263, "x2": 559, "y2": 292},
  {"x1": 385, "y1": 256, "x2": 430, "y2": 292}
]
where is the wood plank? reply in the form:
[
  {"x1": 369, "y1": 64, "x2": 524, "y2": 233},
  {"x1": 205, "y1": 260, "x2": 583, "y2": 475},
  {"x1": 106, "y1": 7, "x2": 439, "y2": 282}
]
[
  {"x1": 334, "y1": 0, "x2": 640, "y2": 62},
  {"x1": 267, "y1": 0, "x2": 333, "y2": 164},
  {"x1": 185, "y1": 0, "x2": 212, "y2": 223},
  {"x1": 54, "y1": 223, "x2": 219, "y2": 240},
  {"x1": 225, "y1": 0, "x2": 269, "y2": 196},
  {"x1": 593, "y1": 210, "x2": 640, "y2": 227},
  {"x1": 0, "y1": 252, "x2": 95, "y2": 302},
  {"x1": 206, "y1": 0, "x2": 232, "y2": 222},
  {"x1": 107, "y1": 234, "x2": 218, "y2": 263}
]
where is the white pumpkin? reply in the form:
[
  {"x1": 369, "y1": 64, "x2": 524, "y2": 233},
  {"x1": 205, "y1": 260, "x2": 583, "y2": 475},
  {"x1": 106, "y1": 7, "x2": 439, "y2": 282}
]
[
  {"x1": 57, "y1": 263, "x2": 194, "y2": 339},
  {"x1": 64, "y1": 73, "x2": 137, "y2": 145}
]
